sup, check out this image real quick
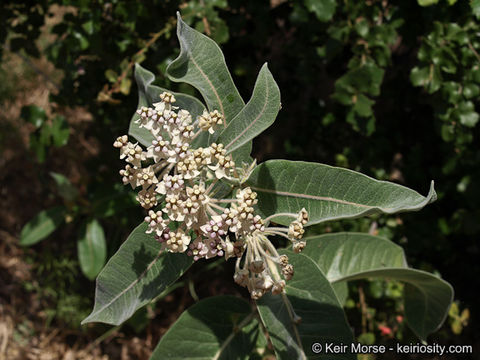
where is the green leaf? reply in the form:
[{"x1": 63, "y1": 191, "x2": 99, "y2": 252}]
[
  {"x1": 304, "y1": 0, "x2": 337, "y2": 22},
  {"x1": 81, "y1": 222, "x2": 193, "y2": 325},
  {"x1": 105, "y1": 69, "x2": 118, "y2": 83},
  {"x1": 129, "y1": 63, "x2": 206, "y2": 147},
  {"x1": 458, "y1": 111, "x2": 479, "y2": 127},
  {"x1": 50, "y1": 115, "x2": 70, "y2": 147},
  {"x1": 246, "y1": 160, "x2": 436, "y2": 225},
  {"x1": 300, "y1": 232, "x2": 404, "y2": 304},
  {"x1": 300, "y1": 233, "x2": 406, "y2": 281},
  {"x1": 50, "y1": 172, "x2": 79, "y2": 202},
  {"x1": 151, "y1": 296, "x2": 258, "y2": 359},
  {"x1": 166, "y1": 13, "x2": 245, "y2": 124},
  {"x1": 471, "y1": 0, "x2": 480, "y2": 19},
  {"x1": 457, "y1": 101, "x2": 479, "y2": 127},
  {"x1": 335, "y1": 64, "x2": 384, "y2": 97},
  {"x1": 130, "y1": 63, "x2": 155, "y2": 146},
  {"x1": 300, "y1": 233, "x2": 453, "y2": 340},
  {"x1": 417, "y1": 0, "x2": 439, "y2": 6},
  {"x1": 77, "y1": 219, "x2": 107, "y2": 281},
  {"x1": 120, "y1": 77, "x2": 132, "y2": 95},
  {"x1": 166, "y1": 13, "x2": 252, "y2": 161},
  {"x1": 218, "y1": 63, "x2": 281, "y2": 155},
  {"x1": 256, "y1": 250, "x2": 355, "y2": 360},
  {"x1": 21, "y1": 105, "x2": 47, "y2": 128},
  {"x1": 463, "y1": 83, "x2": 480, "y2": 99},
  {"x1": 91, "y1": 185, "x2": 137, "y2": 218},
  {"x1": 20, "y1": 206, "x2": 66, "y2": 246},
  {"x1": 353, "y1": 94, "x2": 374, "y2": 117},
  {"x1": 410, "y1": 66, "x2": 430, "y2": 87}
]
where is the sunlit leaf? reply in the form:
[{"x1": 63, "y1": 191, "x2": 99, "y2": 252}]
[
  {"x1": 20, "y1": 206, "x2": 66, "y2": 246},
  {"x1": 246, "y1": 160, "x2": 436, "y2": 225},
  {"x1": 77, "y1": 219, "x2": 107, "y2": 280}
]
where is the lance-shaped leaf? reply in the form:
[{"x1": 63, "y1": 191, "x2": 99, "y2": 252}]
[
  {"x1": 167, "y1": 13, "x2": 245, "y2": 124},
  {"x1": 50, "y1": 172, "x2": 79, "y2": 202},
  {"x1": 246, "y1": 160, "x2": 436, "y2": 225},
  {"x1": 151, "y1": 296, "x2": 258, "y2": 360},
  {"x1": 218, "y1": 63, "x2": 281, "y2": 154},
  {"x1": 81, "y1": 222, "x2": 193, "y2": 325},
  {"x1": 77, "y1": 219, "x2": 107, "y2": 281},
  {"x1": 20, "y1": 206, "x2": 66, "y2": 246},
  {"x1": 300, "y1": 233, "x2": 453, "y2": 340},
  {"x1": 129, "y1": 63, "x2": 206, "y2": 147},
  {"x1": 256, "y1": 250, "x2": 355, "y2": 360}
]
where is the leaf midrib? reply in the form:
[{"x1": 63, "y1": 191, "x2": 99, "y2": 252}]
[
  {"x1": 188, "y1": 53, "x2": 225, "y2": 124},
  {"x1": 212, "y1": 312, "x2": 255, "y2": 360},
  {"x1": 251, "y1": 186, "x2": 375, "y2": 208},
  {"x1": 82, "y1": 249, "x2": 164, "y2": 323},
  {"x1": 225, "y1": 71, "x2": 270, "y2": 150},
  {"x1": 22, "y1": 209, "x2": 62, "y2": 244}
]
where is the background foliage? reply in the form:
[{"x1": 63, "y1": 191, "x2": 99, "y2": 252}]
[{"x1": 1, "y1": 0, "x2": 478, "y2": 358}]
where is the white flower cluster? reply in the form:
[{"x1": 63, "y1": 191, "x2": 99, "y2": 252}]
[{"x1": 114, "y1": 92, "x2": 309, "y2": 299}]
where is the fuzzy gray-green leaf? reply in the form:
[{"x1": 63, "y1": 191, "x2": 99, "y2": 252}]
[
  {"x1": 167, "y1": 13, "x2": 245, "y2": 123},
  {"x1": 81, "y1": 222, "x2": 192, "y2": 325},
  {"x1": 246, "y1": 160, "x2": 436, "y2": 225},
  {"x1": 151, "y1": 296, "x2": 258, "y2": 360},
  {"x1": 301, "y1": 232, "x2": 407, "y2": 281},
  {"x1": 300, "y1": 233, "x2": 453, "y2": 340},
  {"x1": 218, "y1": 63, "x2": 280, "y2": 155}
]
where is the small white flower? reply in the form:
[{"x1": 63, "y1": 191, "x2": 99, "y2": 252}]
[
  {"x1": 200, "y1": 216, "x2": 227, "y2": 239},
  {"x1": 156, "y1": 174, "x2": 184, "y2": 195},
  {"x1": 120, "y1": 142, "x2": 146, "y2": 167},
  {"x1": 297, "y1": 208, "x2": 309, "y2": 225},
  {"x1": 177, "y1": 155, "x2": 200, "y2": 179},
  {"x1": 159, "y1": 91, "x2": 176, "y2": 104},
  {"x1": 113, "y1": 135, "x2": 128, "y2": 149},
  {"x1": 119, "y1": 164, "x2": 138, "y2": 189},
  {"x1": 136, "y1": 187, "x2": 158, "y2": 209},
  {"x1": 198, "y1": 110, "x2": 224, "y2": 134},
  {"x1": 146, "y1": 138, "x2": 170, "y2": 163},
  {"x1": 288, "y1": 220, "x2": 304, "y2": 239},
  {"x1": 158, "y1": 229, "x2": 191, "y2": 253},
  {"x1": 167, "y1": 142, "x2": 190, "y2": 164},
  {"x1": 163, "y1": 193, "x2": 185, "y2": 221},
  {"x1": 136, "y1": 166, "x2": 158, "y2": 188},
  {"x1": 135, "y1": 106, "x2": 150, "y2": 128},
  {"x1": 145, "y1": 210, "x2": 169, "y2": 237}
]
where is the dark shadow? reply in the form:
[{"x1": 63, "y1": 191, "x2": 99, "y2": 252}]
[
  {"x1": 132, "y1": 242, "x2": 192, "y2": 302},
  {"x1": 255, "y1": 293, "x2": 355, "y2": 360},
  {"x1": 154, "y1": 294, "x2": 260, "y2": 358}
]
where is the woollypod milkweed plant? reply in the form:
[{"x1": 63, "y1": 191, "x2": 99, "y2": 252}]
[{"x1": 82, "y1": 13, "x2": 454, "y2": 359}]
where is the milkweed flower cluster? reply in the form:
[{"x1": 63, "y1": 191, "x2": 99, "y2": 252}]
[{"x1": 114, "y1": 92, "x2": 309, "y2": 299}]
